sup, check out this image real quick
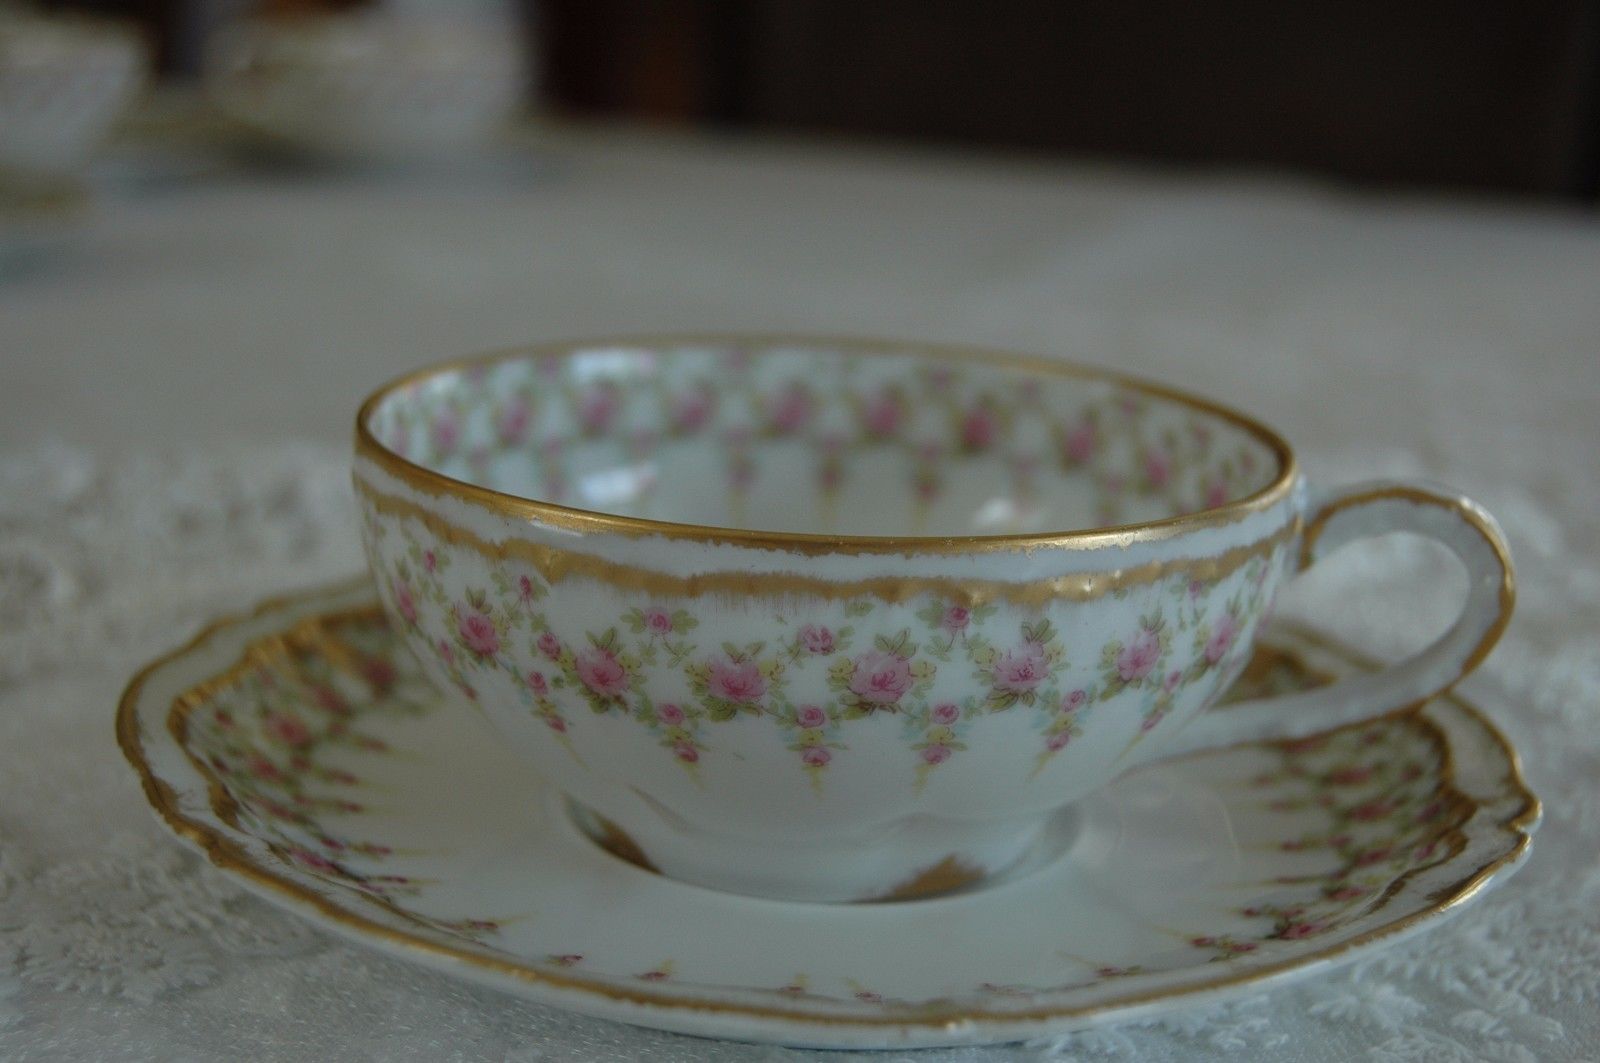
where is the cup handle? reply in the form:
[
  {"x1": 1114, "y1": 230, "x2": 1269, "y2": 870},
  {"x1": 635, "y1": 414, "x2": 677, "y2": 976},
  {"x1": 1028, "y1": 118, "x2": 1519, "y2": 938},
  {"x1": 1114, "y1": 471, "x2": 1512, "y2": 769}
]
[{"x1": 1129, "y1": 481, "x2": 1515, "y2": 765}]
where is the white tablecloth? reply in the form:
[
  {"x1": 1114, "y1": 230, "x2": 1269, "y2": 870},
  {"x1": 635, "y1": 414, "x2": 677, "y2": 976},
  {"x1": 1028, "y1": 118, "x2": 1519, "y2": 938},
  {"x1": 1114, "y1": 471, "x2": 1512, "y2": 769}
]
[{"x1": 3, "y1": 126, "x2": 1598, "y2": 1061}]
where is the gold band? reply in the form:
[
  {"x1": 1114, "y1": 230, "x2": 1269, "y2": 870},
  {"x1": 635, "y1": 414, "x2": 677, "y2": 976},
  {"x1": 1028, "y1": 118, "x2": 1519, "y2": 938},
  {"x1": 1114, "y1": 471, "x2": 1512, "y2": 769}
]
[{"x1": 357, "y1": 479, "x2": 1298, "y2": 607}]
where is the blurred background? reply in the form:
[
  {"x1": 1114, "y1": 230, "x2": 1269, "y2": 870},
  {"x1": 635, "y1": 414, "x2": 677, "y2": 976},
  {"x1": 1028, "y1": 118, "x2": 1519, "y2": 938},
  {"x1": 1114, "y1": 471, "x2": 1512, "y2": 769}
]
[
  {"x1": 5, "y1": 0, "x2": 1599, "y2": 462},
  {"x1": 25, "y1": 0, "x2": 1600, "y2": 200}
]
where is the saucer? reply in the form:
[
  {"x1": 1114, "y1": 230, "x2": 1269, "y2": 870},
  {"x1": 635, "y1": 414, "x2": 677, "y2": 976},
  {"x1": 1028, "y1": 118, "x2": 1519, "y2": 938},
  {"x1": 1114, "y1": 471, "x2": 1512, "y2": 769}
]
[{"x1": 118, "y1": 580, "x2": 1539, "y2": 1049}]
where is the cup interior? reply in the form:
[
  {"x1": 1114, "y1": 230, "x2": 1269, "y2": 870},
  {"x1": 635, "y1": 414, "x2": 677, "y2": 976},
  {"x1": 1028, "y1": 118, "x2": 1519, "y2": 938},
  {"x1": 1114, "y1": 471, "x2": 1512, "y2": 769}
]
[{"x1": 363, "y1": 341, "x2": 1286, "y2": 538}]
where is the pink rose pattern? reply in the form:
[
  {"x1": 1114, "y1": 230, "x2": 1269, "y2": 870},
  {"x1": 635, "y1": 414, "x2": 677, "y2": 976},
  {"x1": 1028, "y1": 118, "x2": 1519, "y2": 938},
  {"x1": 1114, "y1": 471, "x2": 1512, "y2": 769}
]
[
  {"x1": 184, "y1": 605, "x2": 1461, "y2": 986},
  {"x1": 374, "y1": 353, "x2": 1264, "y2": 530},
  {"x1": 179, "y1": 611, "x2": 501, "y2": 939},
  {"x1": 845, "y1": 650, "x2": 915, "y2": 707},
  {"x1": 368, "y1": 509, "x2": 1276, "y2": 784}
]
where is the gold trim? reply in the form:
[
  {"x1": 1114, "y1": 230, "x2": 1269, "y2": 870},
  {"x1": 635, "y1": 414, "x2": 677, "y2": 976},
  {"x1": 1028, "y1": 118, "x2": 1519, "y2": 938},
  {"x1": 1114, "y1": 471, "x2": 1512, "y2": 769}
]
[
  {"x1": 356, "y1": 480, "x2": 1299, "y2": 607},
  {"x1": 871, "y1": 855, "x2": 987, "y2": 902},
  {"x1": 354, "y1": 334, "x2": 1300, "y2": 555},
  {"x1": 583, "y1": 814, "x2": 660, "y2": 874},
  {"x1": 116, "y1": 587, "x2": 1539, "y2": 1033},
  {"x1": 1298, "y1": 485, "x2": 1516, "y2": 681}
]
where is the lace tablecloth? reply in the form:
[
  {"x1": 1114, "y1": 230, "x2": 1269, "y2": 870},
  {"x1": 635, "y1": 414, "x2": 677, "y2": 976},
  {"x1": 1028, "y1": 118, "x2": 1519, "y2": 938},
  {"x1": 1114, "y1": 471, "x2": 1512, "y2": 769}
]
[{"x1": 3, "y1": 129, "x2": 1598, "y2": 1061}]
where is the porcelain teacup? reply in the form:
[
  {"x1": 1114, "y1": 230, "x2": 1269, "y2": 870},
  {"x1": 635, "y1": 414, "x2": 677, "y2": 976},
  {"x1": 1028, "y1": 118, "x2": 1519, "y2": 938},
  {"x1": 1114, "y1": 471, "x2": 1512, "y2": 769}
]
[
  {"x1": 354, "y1": 336, "x2": 1513, "y2": 902},
  {"x1": 0, "y1": 15, "x2": 144, "y2": 182},
  {"x1": 205, "y1": 14, "x2": 522, "y2": 162}
]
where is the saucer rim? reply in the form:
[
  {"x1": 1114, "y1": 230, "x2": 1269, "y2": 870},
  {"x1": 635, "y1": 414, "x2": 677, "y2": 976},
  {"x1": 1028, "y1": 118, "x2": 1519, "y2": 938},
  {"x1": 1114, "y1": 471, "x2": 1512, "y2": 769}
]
[{"x1": 117, "y1": 578, "x2": 1541, "y2": 1047}]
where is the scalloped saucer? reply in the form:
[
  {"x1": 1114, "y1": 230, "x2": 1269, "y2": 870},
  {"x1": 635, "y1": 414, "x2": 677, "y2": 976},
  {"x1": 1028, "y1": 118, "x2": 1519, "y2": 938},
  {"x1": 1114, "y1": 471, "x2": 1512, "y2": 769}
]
[{"x1": 118, "y1": 580, "x2": 1538, "y2": 1050}]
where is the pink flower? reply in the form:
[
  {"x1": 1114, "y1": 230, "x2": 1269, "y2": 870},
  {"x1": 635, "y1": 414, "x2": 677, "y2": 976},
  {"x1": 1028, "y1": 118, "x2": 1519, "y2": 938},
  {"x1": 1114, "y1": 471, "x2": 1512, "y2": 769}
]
[
  {"x1": 1116, "y1": 627, "x2": 1162, "y2": 682},
  {"x1": 1063, "y1": 420, "x2": 1097, "y2": 463},
  {"x1": 290, "y1": 848, "x2": 338, "y2": 872},
  {"x1": 1276, "y1": 922, "x2": 1325, "y2": 941},
  {"x1": 1325, "y1": 884, "x2": 1368, "y2": 901},
  {"x1": 458, "y1": 611, "x2": 500, "y2": 657},
  {"x1": 798, "y1": 624, "x2": 834, "y2": 654},
  {"x1": 1188, "y1": 579, "x2": 1205, "y2": 599},
  {"x1": 931, "y1": 702, "x2": 960, "y2": 725},
  {"x1": 993, "y1": 643, "x2": 1050, "y2": 693},
  {"x1": 1350, "y1": 799, "x2": 1394, "y2": 822},
  {"x1": 528, "y1": 671, "x2": 548, "y2": 695},
  {"x1": 312, "y1": 686, "x2": 348, "y2": 715},
  {"x1": 1204, "y1": 613, "x2": 1239, "y2": 665},
  {"x1": 708, "y1": 659, "x2": 767, "y2": 704},
  {"x1": 436, "y1": 638, "x2": 454, "y2": 665},
  {"x1": 1046, "y1": 730, "x2": 1072, "y2": 751},
  {"x1": 362, "y1": 658, "x2": 396, "y2": 690},
  {"x1": 863, "y1": 390, "x2": 902, "y2": 437},
  {"x1": 643, "y1": 608, "x2": 673, "y2": 635},
  {"x1": 1144, "y1": 449, "x2": 1171, "y2": 487},
  {"x1": 394, "y1": 582, "x2": 418, "y2": 623},
  {"x1": 431, "y1": 415, "x2": 459, "y2": 455},
  {"x1": 546, "y1": 716, "x2": 567, "y2": 733},
  {"x1": 657, "y1": 702, "x2": 686, "y2": 726},
  {"x1": 247, "y1": 754, "x2": 282, "y2": 780},
  {"x1": 848, "y1": 650, "x2": 914, "y2": 706},
  {"x1": 960, "y1": 406, "x2": 997, "y2": 450},
  {"x1": 1326, "y1": 765, "x2": 1372, "y2": 786},
  {"x1": 941, "y1": 605, "x2": 970, "y2": 633},
  {"x1": 767, "y1": 384, "x2": 812, "y2": 432},
  {"x1": 922, "y1": 744, "x2": 952, "y2": 765},
  {"x1": 794, "y1": 704, "x2": 828, "y2": 729},
  {"x1": 1164, "y1": 668, "x2": 1183, "y2": 693},
  {"x1": 579, "y1": 387, "x2": 617, "y2": 434},
  {"x1": 497, "y1": 399, "x2": 531, "y2": 446},
  {"x1": 673, "y1": 742, "x2": 699, "y2": 764},
  {"x1": 1063, "y1": 688, "x2": 1088, "y2": 711},
  {"x1": 518, "y1": 574, "x2": 537, "y2": 602},
  {"x1": 1204, "y1": 478, "x2": 1230, "y2": 509},
  {"x1": 537, "y1": 631, "x2": 563, "y2": 659},
  {"x1": 671, "y1": 389, "x2": 712, "y2": 432},
  {"x1": 266, "y1": 712, "x2": 313, "y2": 748},
  {"x1": 801, "y1": 746, "x2": 832, "y2": 767},
  {"x1": 575, "y1": 647, "x2": 629, "y2": 699}
]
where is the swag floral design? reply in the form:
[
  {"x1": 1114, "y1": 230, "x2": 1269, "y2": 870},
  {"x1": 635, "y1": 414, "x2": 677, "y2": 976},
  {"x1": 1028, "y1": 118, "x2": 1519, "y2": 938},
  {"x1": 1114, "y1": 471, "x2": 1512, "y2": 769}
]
[{"x1": 365, "y1": 509, "x2": 1275, "y2": 793}]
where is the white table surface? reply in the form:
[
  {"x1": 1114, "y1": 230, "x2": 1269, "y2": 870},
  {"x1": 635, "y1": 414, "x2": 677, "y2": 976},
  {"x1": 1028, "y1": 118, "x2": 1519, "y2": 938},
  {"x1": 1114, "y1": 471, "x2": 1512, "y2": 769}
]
[{"x1": 3, "y1": 123, "x2": 1598, "y2": 1062}]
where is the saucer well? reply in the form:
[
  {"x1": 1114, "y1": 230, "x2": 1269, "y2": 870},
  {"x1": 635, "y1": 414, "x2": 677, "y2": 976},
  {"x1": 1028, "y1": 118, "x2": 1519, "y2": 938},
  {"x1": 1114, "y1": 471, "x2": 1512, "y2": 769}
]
[{"x1": 117, "y1": 580, "x2": 1539, "y2": 1050}]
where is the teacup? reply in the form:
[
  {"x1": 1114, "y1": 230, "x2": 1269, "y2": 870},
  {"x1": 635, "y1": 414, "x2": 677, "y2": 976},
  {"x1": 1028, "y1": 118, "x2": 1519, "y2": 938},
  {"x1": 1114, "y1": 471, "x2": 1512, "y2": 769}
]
[
  {"x1": 354, "y1": 336, "x2": 1513, "y2": 903},
  {"x1": 205, "y1": 14, "x2": 523, "y2": 162},
  {"x1": 0, "y1": 15, "x2": 145, "y2": 181}
]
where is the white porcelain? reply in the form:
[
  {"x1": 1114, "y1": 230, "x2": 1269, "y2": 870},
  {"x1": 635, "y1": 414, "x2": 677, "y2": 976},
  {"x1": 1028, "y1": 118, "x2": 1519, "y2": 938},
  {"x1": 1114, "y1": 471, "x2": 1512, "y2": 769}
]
[
  {"x1": 0, "y1": 15, "x2": 145, "y2": 179},
  {"x1": 117, "y1": 581, "x2": 1540, "y2": 1049},
  {"x1": 352, "y1": 336, "x2": 1516, "y2": 902},
  {"x1": 205, "y1": 14, "x2": 523, "y2": 161}
]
